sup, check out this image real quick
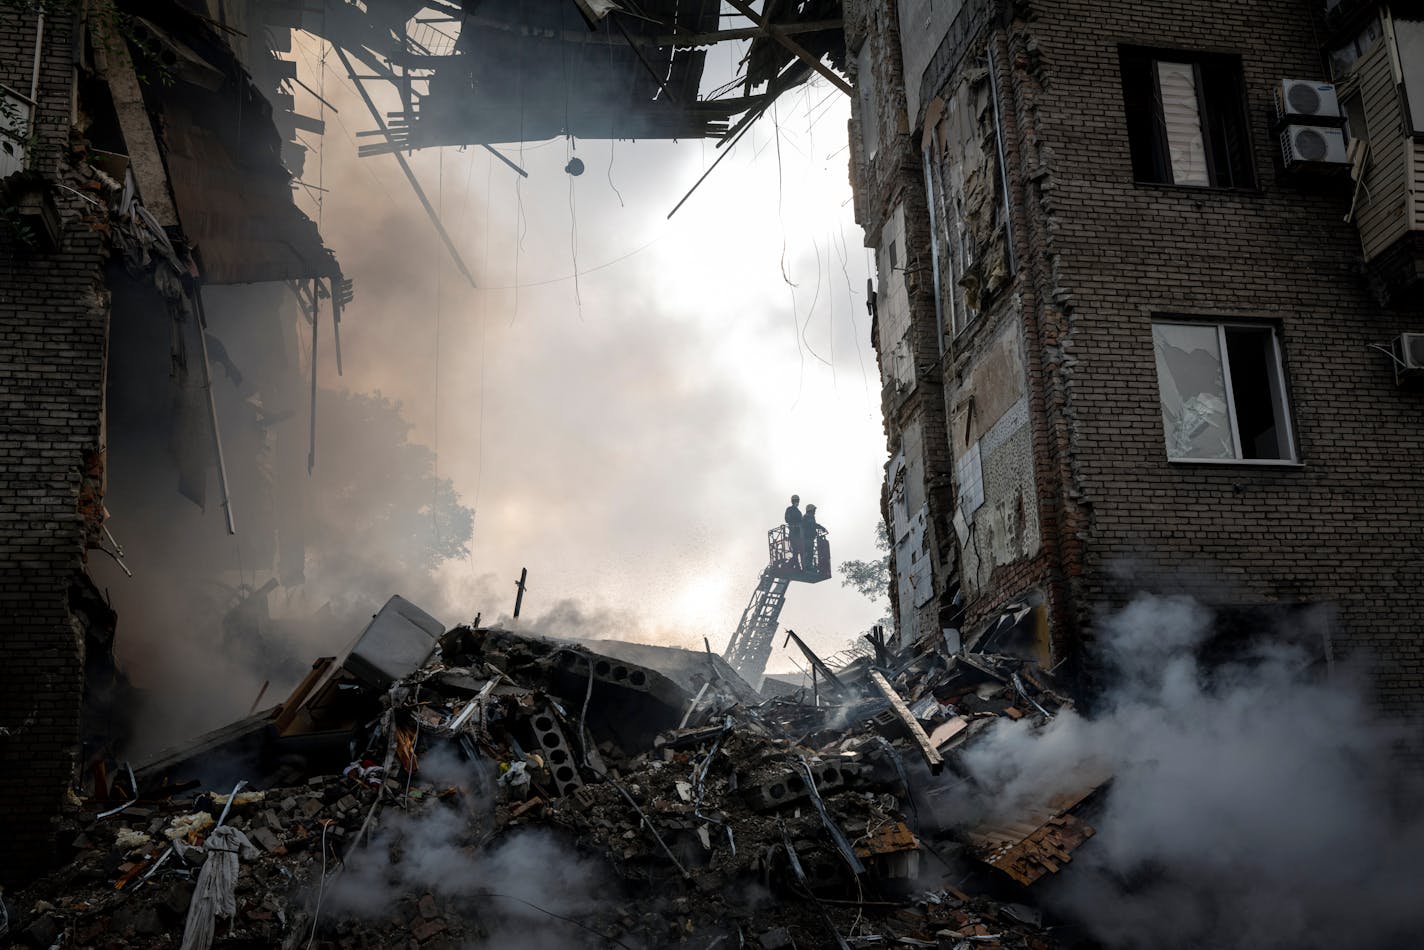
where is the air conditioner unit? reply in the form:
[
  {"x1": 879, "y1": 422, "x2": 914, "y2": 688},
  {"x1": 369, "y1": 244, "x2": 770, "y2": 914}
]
[
  {"x1": 1275, "y1": 79, "x2": 1342, "y2": 124},
  {"x1": 1393, "y1": 332, "x2": 1424, "y2": 384},
  {"x1": 1280, "y1": 125, "x2": 1349, "y2": 168}
]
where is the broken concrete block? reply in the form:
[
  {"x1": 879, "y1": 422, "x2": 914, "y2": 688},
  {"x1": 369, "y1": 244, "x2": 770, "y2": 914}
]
[{"x1": 250, "y1": 826, "x2": 283, "y2": 852}]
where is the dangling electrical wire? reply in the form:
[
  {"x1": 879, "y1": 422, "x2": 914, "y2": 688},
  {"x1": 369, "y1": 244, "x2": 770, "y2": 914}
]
[
  {"x1": 836, "y1": 224, "x2": 873, "y2": 412},
  {"x1": 800, "y1": 237, "x2": 831, "y2": 368},
  {"x1": 771, "y1": 100, "x2": 806, "y2": 408},
  {"x1": 511, "y1": 7, "x2": 529, "y2": 327},
  {"x1": 568, "y1": 138, "x2": 583, "y2": 316},
  {"x1": 317, "y1": 37, "x2": 326, "y2": 229},
  {"x1": 605, "y1": 19, "x2": 624, "y2": 207},
  {"x1": 560, "y1": 9, "x2": 582, "y2": 318}
]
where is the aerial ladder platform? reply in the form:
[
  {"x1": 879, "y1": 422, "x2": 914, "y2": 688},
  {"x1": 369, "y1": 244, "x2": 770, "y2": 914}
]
[{"x1": 723, "y1": 523, "x2": 831, "y2": 688}]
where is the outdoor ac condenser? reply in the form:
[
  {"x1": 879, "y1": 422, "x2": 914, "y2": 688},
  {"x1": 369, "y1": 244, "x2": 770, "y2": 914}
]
[
  {"x1": 1275, "y1": 79, "x2": 1342, "y2": 124},
  {"x1": 1393, "y1": 333, "x2": 1424, "y2": 385},
  {"x1": 1280, "y1": 125, "x2": 1349, "y2": 168}
]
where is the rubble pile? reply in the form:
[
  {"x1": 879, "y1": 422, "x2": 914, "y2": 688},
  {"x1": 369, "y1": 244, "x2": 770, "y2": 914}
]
[{"x1": 5, "y1": 599, "x2": 1101, "y2": 949}]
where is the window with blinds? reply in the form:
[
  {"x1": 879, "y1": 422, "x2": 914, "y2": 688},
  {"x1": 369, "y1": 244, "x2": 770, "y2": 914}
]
[{"x1": 1120, "y1": 47, "x2": 1255, "y2": 188}]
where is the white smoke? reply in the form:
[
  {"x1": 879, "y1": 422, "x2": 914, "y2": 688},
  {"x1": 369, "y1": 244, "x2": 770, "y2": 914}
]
[
  {"x1": 324, "y1": 746, "x2": 615, "y2": 948},
  {"x1": 940, "y1": 594, "x2": 1424, "y2": 949}
]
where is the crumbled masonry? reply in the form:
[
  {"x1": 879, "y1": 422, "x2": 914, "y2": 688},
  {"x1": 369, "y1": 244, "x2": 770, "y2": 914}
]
[{"x1": 5, "y1": 598, "x2": 1099, "y2": 948}]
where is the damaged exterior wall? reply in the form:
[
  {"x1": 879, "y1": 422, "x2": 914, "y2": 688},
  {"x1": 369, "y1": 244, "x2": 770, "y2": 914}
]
[
  {"x1": 0, "y1": 7, "x2": 111, "y2": 880},
  {"x1": 1, "y1": 1, "x2": 339, "y2": 881},
  {"x1": 848, "y1": 1, "x2": 962, "y2": 654},
  {"x1": 850, "y1": 0, "x2": 1424, "y2": 742}
]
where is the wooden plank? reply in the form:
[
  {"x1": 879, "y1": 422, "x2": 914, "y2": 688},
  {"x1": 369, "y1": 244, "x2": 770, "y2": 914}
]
[
  {"x1": 91, "y1": 19, "x2": 179, "y2": 227},
  {"x1": 868, "y1": 670, "x2": 944, "y2": 774},
  {"x1": 724, "y1": 0, "x2": 852, "y2": 96}
]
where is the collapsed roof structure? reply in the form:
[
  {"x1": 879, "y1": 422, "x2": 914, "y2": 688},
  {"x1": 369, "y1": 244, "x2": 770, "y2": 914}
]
[{"x1": 6, "y1": 595, "x2": 1104, "y2": 948}]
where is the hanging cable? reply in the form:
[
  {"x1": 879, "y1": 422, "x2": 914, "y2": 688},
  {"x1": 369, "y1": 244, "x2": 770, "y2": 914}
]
[
  {"x1": 801, "y1": 237, "x2": 831, "y2": 368},
  {"x1": 560, "y1": 9, "x2": 582, "y2": 318},
  {"x1": 605, "y1": 19, "x2": 625, "y2": 207},
  {"x1": 569, "y1": 139, "x2": 583, "y2": 316},
  {"x1": 772, "y1": 99, "x2": 805, "y2": 408}
]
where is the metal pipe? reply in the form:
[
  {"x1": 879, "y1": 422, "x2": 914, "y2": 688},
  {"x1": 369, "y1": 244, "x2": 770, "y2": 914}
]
[
  {"x1": 307, "y1": 278, "x2": 318, "y2": 473},
  {"x1": 334, "y1": 47, "x2": 478, "y2": 288},
  {"x1": 922, "y1": 147, "x2": 946, "y2": 357},
  {"x1": 192, "y1": 288, "x2": 237, "y2": 534},
  {"x1": 331, "y1": 281, "x2": 343, "y2": 377},
  {"x1": 28, "y1": 12, "x2": 43, "y2": 138},
  {"x1": 987, "y1": 46, "x2": 1017, "y2": 275}
]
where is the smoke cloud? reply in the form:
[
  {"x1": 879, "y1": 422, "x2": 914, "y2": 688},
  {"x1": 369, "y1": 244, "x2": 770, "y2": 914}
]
[
  {"x1": 935, "y1": 594, "x2": 1424, "y2": 949},
  {"x1": 325, "y1": 746, "x2": 614, "y2": 948}
]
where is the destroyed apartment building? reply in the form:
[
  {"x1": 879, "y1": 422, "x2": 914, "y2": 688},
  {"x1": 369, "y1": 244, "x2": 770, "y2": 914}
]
[
  {"x1": 4, "y1": 0, "x2": 1424, "y2": 946},
  {"x1": 846, "y1": 0, "x2": 1424, "y2": 748},
  {"x1": 6, "y1": 594, "x2": 1102, "y2": 948},
  {"x1": 0, "y1": 0, "x2": 843, "y2": 883},
  {"x1": 0, "y1": 0, "x2": 345, "y2": 885},
  {"x1": 0, "y1": 0, "x2": 847, "y2": 886}
]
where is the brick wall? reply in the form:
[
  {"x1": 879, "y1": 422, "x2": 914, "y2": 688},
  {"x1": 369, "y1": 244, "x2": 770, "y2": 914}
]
[
  {"x1": 0, "y1": 6, "x2": 111, "y2": 881},
  {"x1": 1006, "y1": 0, "x2": 1424, "y2": 724},
  {"x1": 848, "y1": 0, "x2": 964, "y2": 646},
  {"x1": 852, "y1": 0, "x2": 1424, "y2": 740}
]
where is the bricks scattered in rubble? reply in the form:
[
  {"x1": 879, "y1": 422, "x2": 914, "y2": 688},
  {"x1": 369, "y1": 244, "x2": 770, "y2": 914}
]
[{"x1": 3, "y1": 597, "x2": 1099, "y2": 948}]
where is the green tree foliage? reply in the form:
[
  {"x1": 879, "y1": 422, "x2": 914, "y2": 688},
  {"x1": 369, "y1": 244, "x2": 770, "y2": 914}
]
[
  {"x1": 838, "y1": 520, "x2": 891, "y2": 603},
  {"x1": 308, "y1": 389, "x2": 473, "y2": 575}
]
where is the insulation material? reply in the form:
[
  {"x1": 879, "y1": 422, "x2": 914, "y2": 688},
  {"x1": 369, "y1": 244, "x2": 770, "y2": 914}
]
[
  {"x1": 856, "y1": 41, "x2": 881, "y2": 160},
  {"x1": 925, "y1": 64, "x2": 1011, "y2": 336},
  {"x1": 876, "y1": 204, "x2": 915, "y2": 392},
  {"x1": 956, "y1": 443, "x2": 984, "y2": 515},
  {"x1": 886, "y1": 450, "x2": 925, "y2": 643},
  {"x1": 950, "y1": 322, "x2": 1040, "y2": 594}
]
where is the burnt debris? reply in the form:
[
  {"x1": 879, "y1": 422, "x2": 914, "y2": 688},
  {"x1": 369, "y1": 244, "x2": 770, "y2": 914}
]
[{"x1": 6, "y1": 598, "x2": 1100, "y2": 949}]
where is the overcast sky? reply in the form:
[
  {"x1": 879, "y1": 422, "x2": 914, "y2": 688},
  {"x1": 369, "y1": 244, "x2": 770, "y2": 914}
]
[{"x1": 288, "y1": 29, "x2": 887, "y2": 674}]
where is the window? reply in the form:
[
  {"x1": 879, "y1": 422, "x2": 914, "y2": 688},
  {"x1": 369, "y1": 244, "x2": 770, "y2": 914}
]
[
  {"x1": 1120, "y1": 47, "x2": 1255, "y2": 188},
  {"x1": 1151, "y1": 322, "x2": 1296, "y2": 462},
  {"x1": 1327, "y1": 14, "x2": 1383, "y2": 79},
  {"x1": 1394, "y1": 19, "x2": 1424, "y2": 135},
  {"x1": 1341, "y1": 91, "x2": 1368, "y2": 145}
]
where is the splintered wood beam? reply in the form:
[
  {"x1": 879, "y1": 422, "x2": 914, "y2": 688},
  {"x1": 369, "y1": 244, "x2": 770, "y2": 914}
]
[
  {"x1": 724, "y1": 0, "x2": 852, "y2": 96},
  {"x1": 656, "y1": 20, "x2": 843, "y2": 47},
  {"x1": 868, "y1": 670, "x2": 944, "y2": 774},
  {"x1": 333, "y1": 46, "x2": 477, "y2": 289}
]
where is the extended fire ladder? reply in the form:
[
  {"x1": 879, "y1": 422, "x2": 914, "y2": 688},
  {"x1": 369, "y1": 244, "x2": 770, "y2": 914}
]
[
  {"x1": 723, "y1": 523, "x2": 831, "y2": 688},
  {"x1": 723, "y1": 569, "x2": 791, "y2": 688}
]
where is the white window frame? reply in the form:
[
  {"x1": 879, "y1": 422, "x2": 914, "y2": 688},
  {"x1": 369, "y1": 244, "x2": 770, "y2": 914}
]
[{"x1": 1153, "y1": 321, "x2": 1299, "y2": 465}]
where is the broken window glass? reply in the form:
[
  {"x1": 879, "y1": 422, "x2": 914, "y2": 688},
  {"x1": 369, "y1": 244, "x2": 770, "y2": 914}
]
[
  {"x1": 1152, "y1": 322, "x2": 1295, "y2": 462},
  {"x1": 1328, "y1": 14, "x2": 1383, "y2": 78},
  {"x1": 1153, "y1": 323, "x2": 1234, "y2": 460}
]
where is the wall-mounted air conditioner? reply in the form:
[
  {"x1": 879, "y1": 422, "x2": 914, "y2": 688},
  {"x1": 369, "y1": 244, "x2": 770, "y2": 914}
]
[
  {"x1": 1393, "y1": 332, "x2": 1424, "y2": 384},
  {"x1": 1275, "y1": 79, "x2": 1343, "y2": 124},
  {"x1": 1280, "y1": 125, "x2": 1349, "y2": 169}
]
